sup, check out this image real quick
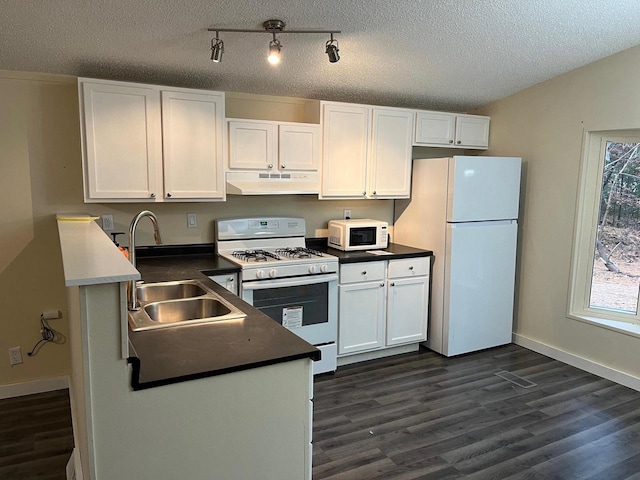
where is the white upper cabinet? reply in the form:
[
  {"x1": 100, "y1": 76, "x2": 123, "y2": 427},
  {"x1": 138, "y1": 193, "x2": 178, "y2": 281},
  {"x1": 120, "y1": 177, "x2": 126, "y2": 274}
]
[
  {"x1": 161, "y1": 90, "x2": 225, "y2": 200},
  {"x1": 369, "y1": 108, "x2": 414, "y2": 198},
  {"x1": 413, "y1": 111, "x2": 456, "y2": 146},
  {"x1": 228, "y1": 120, "x2": 277, "y2": 170},
  {"x1": 79, "y1": 78, "x2": 225, "y2": 202},
  {"x1": 321, "y1": 102, "x2": 413, "y2": 199},
  {"x1": 279, "y1": 124, "x2": 320, "y2": 171},
  {"x1": 454, "y1": 114, "x2": 490, "y2": 148},
  {"x1": 321, "y1": 103, "x2": 370, "y2": 198},
  {"x1": 80, "y1": 81, "x2": 163, "y2": 201},
  {"x1": 414, "y1": 111, "x2": 489, "y2": 149},
  {"x1": 228, "y1": 119, "x2": 320, "y2": 172}
]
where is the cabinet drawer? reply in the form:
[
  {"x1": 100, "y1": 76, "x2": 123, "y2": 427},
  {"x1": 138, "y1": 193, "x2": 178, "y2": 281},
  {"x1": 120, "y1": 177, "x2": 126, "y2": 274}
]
[
  {"x1": 340, "y1": 261, "x2": 385, "y2": 284},
  {"x1": 387, "y1": 257, "x2": 429, "y2": 279}
]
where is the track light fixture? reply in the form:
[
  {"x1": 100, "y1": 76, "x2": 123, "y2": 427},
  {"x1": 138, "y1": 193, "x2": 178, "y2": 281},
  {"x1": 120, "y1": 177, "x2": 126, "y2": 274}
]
[
  {"x1": 207, "y1": 19, "x2": 341, "y2": 65},
  {"x1": 325, "y1": 33, "x2": 340, "y2": 63},
  {"x1": 210, "y1": 33, "x2": 224, "y2": 63}
]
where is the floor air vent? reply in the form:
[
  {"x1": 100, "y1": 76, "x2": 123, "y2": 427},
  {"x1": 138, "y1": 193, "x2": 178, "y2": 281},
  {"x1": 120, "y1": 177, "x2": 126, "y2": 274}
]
[{"x1": 494, "y1": 370, "x2": 537, "y2": 388}]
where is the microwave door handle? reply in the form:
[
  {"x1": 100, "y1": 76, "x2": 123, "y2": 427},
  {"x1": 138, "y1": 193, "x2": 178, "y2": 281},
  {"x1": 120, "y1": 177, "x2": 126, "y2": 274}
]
[{"x1": 242, "y1": 273, "x2": 338, "y2": 291}]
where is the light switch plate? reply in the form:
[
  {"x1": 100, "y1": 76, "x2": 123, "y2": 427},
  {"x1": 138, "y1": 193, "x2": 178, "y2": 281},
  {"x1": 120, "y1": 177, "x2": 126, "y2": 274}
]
[{"x1": 187, "y1": 213, "x2": 197, "y2": 228}]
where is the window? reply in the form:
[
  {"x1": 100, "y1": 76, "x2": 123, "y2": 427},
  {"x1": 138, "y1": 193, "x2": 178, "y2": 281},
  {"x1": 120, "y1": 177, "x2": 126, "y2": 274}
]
[{"x1": 569, "y1": 130, "x2": 640, "y2": 326}]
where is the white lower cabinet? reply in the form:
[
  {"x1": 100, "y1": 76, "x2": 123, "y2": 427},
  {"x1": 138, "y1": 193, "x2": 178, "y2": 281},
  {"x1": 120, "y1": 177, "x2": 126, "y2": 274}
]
[
  {"x1": 209, "y1": 273, "x2": 238, "y2": 295},
  {"x1": 386, "y1": 258, "x2": 429, "y2": 346},
  {"x1": 338, "y1": 257, "x2": 429, "y2": 359},
  {"x1": 338, "y1": 261, "x2": 387, "y2": 355}
]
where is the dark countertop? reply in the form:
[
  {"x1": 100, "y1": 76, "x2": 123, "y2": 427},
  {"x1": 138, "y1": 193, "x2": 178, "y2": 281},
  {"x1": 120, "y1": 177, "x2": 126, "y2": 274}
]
[
  {"x1": 128, "y1": 245, "x2": 319, "y2": 390},
  {"x1": 307, "y1": 240, "x2": 433, "y2": 264}
]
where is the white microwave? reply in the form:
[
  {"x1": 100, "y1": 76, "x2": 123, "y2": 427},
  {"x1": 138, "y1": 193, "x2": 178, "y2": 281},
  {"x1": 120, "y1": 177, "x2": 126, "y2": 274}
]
[{"x1": 327, "y1": 219, "x2": 389, "y2": 251}]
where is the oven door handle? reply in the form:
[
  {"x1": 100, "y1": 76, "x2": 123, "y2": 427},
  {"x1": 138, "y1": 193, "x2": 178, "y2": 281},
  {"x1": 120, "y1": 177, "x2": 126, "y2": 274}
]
[{"x1": 242, "y1": 273, "x2": 338, "y2": 290}]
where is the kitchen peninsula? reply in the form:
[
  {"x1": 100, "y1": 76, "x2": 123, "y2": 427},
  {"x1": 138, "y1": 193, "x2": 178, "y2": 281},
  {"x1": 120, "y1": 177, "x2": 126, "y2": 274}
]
[{"x1": 57, "y1": 217, "x2": 317, "y2": 480}]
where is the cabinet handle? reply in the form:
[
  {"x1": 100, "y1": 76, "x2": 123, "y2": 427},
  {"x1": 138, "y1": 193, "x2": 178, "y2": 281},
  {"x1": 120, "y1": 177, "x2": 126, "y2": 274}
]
[
  {"x1": 150, "y1": 193, "x2": 156, "y2": 198},
  {"x1": 228, "y1": 277, "x2": 234, "y2": 282},
  {"x1": 167, "y1": 193, "x2": 172, "y2": 198},
  {"x1": 281, "y1": 164, "x2": 286, "y2": 169},
  {"x1": 449, "y1": 139, "x2": 454, "y2": 144},
  {"x1": 457, "y1": 140, "x2": 462, "y2": 145},
  {"x1": 372, "y1": 191, "x2": 377, "y2": 195},
  {"x1": 391, "y1": 282, "x2": 395, "y2": 287},
  {"x1": 268, "y1": 163, "x2": 273, "y2": 169},
  {"x1": 409, "y1": 266, "x2": 414, "y2": 270},
  {"x1": 380, "y1": 283, "x2": 385, "y2": 287},
  {"x1": 362, "y1": 191, "x2": 366, "y2": 196},
  {"x1": 362, "y1": 271, "x2": 367, "y2": 275}
]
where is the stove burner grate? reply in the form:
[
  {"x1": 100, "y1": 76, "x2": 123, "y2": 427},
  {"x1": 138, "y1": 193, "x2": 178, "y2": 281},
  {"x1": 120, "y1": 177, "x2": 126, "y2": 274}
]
[
  {"x1": 232, "y1": 249, "x2": 281, "y2": 262},
  {"x1": 274, "y1": 247, "x2": 325, "y2": 259}
]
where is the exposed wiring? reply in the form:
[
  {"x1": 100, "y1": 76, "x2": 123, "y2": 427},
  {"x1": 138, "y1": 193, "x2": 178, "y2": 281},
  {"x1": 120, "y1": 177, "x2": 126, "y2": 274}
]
[{"x1": 27, "y1": 314, "x2": 66, "y2": 357}]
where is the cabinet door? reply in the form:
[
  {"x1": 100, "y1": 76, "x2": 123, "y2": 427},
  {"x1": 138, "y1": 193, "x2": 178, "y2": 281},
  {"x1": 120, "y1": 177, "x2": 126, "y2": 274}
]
[
  {"x1": 162, "y1": 90, "x2": 225, "y2": 199},
  {"x1": 321, "y1": 103, "x2": 370, "y2": 198},
  {"x1": 228, "y1": 120, "x2": 277, "y2": 170},
  {"x1": 386, "y1": 276, "x2": 429, "y2": 346},
  {"x1": 208, "y1": 273, "x2": 238, "y2": 295},
  {"x1": 338, "y1": 281, "x2": 386, "y2": 355},
  {"x1": 81, "y1": 81, "x2": 162, "y2": 201},
  {"x1": 369, "y1": 108, "x2": 413, "y2": 198},
  {"x1": 455, "y1": 115, "x2": 490, "y2": 148},
  {"x1": 278, "y1": 124, "x2": 320, "y2": 171},
  {"x1": 414, "y1": 111, "x2": 455, "y2": 146}
]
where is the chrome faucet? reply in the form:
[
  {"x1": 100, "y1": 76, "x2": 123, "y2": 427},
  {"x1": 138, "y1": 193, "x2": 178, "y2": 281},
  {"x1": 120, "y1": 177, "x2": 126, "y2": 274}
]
[{"x1": 127, "y1": 210, "x2": 162, "y2": 311}]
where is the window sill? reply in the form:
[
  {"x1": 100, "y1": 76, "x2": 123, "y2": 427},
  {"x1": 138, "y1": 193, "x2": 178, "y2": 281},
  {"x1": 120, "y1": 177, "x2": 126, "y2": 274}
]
[{"x1": 569, "y1": 313, "x2": 640, "y2": 340}]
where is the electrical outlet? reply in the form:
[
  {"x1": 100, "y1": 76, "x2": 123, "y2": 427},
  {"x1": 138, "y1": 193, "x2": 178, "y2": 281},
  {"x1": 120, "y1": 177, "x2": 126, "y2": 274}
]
[
  {"x1": 187, "y1": 213, "x2": 197, "y2": 228},
  {"x1": 343, "y1": 209, "x2": 351, "y2": 220},
  {"x1": 9, "y1": 347, "x2": 23, "y2": 366},
  {"x1": 102, "y1": 214, "x2": 114, "y2": 231}
]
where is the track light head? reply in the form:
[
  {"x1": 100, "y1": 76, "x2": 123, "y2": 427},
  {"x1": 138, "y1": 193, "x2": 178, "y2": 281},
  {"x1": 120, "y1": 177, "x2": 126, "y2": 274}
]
[
  {"x1": 268, "y1": 37, "x2": 282, "y2": 65},
  {"x1": 325, "y1": 37, "x2": 340, "y2": 63},
  {"x1": 211, "y1": 34, "x2": 224, "y2": 63}
]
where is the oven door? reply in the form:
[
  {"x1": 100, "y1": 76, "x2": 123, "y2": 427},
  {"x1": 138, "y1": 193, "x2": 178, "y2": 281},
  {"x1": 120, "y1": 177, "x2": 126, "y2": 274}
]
[{"x1": 241, "y1": 273, "x2": 338, "y2": 346}]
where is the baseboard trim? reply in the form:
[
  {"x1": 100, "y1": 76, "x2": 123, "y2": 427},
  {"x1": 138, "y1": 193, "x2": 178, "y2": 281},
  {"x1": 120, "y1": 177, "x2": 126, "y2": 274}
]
[
  {"x1": 513, "y1": 333, "x2": 640, "y2": 392},
  {"x1": 0, "y1": 376, "x2": 70, "y2": 400}
]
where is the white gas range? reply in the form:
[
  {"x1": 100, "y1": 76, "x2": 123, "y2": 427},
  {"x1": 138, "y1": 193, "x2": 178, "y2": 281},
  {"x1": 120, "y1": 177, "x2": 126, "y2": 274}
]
[{"x1": 215, "y1": 217, "x2": 338, "y2": 375}]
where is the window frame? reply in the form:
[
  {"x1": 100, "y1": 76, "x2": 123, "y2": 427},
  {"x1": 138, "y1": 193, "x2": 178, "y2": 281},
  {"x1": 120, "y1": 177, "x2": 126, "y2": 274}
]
[{"x1": 569, "y1": 129, "x2": 640, "y2": 328}]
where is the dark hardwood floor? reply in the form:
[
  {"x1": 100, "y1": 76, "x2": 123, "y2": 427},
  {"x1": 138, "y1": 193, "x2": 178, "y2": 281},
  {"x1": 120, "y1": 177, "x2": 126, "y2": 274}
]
[
  {"x1": 312, "y1": 345, "x2": 640, "y2": 480},
  {"x1": 0, "y1": 389, "x2": 73, "y2": 480},
  {"x1": 3, "y1": 345, "x2": 640, "y2": 479}
]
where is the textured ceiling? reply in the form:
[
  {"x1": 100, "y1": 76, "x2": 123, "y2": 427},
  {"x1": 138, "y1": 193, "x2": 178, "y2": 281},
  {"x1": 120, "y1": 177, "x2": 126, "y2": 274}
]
[{"x1": 2, "y1": 0, "x2": 640, "y2": 111}]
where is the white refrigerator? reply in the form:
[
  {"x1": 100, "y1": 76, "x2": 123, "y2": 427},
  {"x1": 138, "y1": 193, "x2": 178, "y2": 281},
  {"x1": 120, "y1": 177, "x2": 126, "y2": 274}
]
[{"x1": 394, "y1": 156, "x2": 521, "y2": 356}]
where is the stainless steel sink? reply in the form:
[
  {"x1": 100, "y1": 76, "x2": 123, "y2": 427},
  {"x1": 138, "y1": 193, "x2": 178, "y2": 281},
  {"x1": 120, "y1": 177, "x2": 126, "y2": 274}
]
[
  {"x1": 128, "y1": 280, "x2": 246, "y2": 331},
  {"x1": 136, "y1": 280, "x2": 208, "y2": 303},
  {"x1": 145, "y1": 298, "x2": 232, "y2": 323}
]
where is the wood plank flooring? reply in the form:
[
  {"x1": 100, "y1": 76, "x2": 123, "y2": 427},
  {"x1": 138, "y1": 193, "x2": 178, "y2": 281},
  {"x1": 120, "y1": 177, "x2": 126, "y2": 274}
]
[
  {"x1": 312, "y1": 345, "x2": 640, "y2": 480},
  {"x1": 2, "y1": 345, "x2": 640, "y2": 479},
  {"x1": 0, "y1": 389, "x2": 73, "y2": 480}
]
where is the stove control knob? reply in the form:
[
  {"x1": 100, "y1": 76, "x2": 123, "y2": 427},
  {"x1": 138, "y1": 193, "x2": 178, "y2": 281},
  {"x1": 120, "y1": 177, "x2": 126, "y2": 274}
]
[
  {"x1": 309, "y1": 265, "x2": 318, "y2": 274},
  {"x1": 320, "y1": 264, "x2": 328, "y2": 273},
  {"x1": 256, "y1": 270, "x2": 266, "y2": 279},
  {"x1": 269, "y1": 269, "x2": 278, "y2": 278}
]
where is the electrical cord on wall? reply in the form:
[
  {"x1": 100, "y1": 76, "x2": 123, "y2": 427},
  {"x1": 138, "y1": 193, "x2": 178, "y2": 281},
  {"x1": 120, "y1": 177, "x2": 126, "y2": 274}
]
[{"x1": 27, "y1": 314, "x2": 66, "y2": 356}]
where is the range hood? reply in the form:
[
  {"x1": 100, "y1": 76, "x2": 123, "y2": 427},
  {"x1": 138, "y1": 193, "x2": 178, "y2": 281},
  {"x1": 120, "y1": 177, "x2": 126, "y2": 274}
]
[{"x1": 226, "y1": 171, "x2": 320, "y2": 195}]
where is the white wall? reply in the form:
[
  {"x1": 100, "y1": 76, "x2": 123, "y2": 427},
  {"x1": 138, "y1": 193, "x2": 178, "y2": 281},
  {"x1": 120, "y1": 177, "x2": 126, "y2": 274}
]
[{"x1": 476, "y1": 44, "x2": 640, "y2": 382}]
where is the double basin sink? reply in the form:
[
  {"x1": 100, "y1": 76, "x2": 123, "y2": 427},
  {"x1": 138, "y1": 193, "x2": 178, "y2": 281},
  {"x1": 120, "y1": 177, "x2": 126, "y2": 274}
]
[{"x1": 128, "y1": 279, "x2": 246, "y2": 332}]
